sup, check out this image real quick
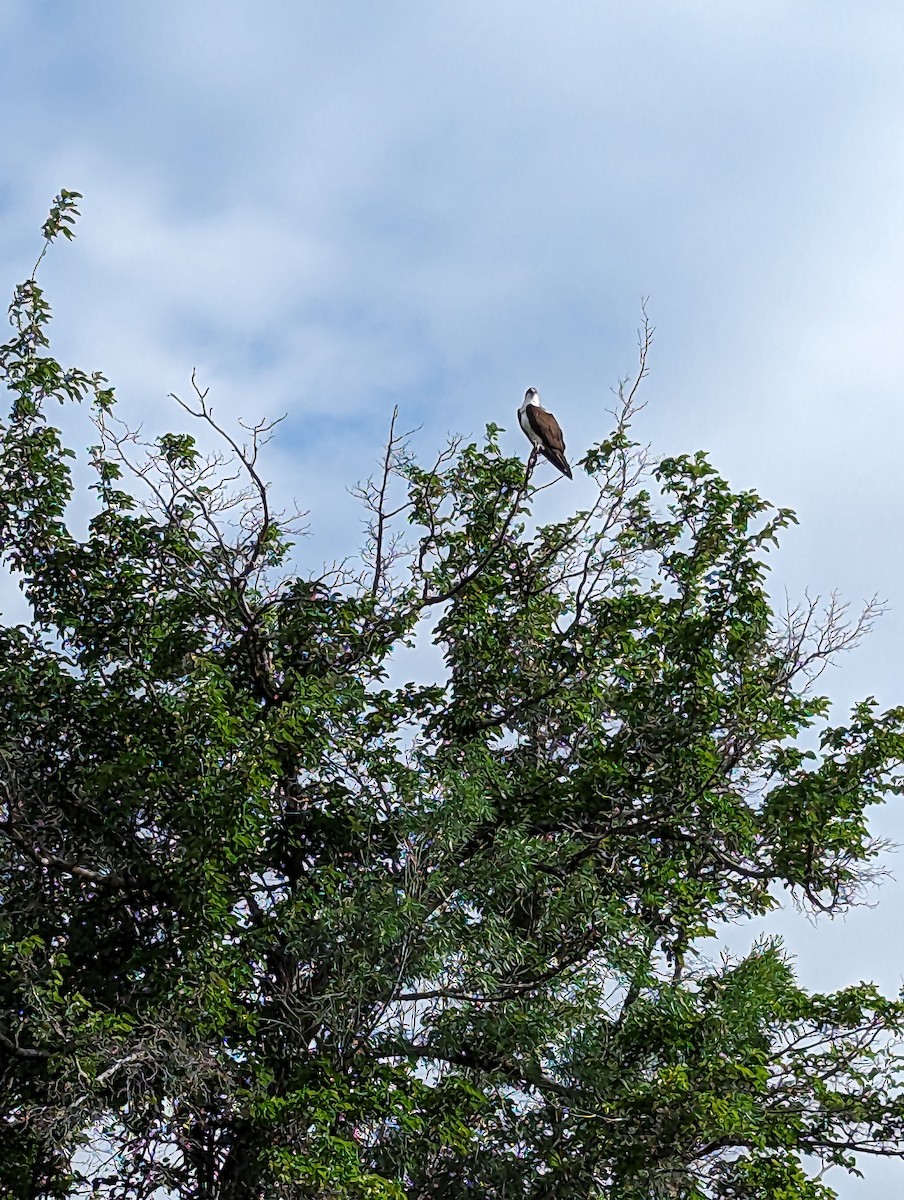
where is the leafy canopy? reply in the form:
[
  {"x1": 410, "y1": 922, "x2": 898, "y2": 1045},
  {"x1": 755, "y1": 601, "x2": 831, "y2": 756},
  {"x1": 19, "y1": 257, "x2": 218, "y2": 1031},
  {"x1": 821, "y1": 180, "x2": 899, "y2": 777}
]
[{"x1": 2, "y1": 194, "x2": 904, "y2": 1199}]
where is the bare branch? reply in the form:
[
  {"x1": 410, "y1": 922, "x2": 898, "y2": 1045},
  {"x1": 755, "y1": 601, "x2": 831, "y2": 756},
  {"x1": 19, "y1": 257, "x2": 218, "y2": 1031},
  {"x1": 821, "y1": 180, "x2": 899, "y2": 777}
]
[{"x1": 370, "y1": 405, "x2": 400, "y2": 598}]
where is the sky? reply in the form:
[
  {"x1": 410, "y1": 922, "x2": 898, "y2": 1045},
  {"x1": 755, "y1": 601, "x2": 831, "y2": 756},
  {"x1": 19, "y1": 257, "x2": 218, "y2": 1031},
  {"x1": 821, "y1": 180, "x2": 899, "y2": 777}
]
[{"x1": 2, "y1": 1, "x2": 904, "y2": 1193}]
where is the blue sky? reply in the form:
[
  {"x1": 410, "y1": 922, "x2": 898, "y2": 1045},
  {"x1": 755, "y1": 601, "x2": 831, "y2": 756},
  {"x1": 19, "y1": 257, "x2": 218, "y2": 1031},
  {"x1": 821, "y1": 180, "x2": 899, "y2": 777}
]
[{"x1": 3, "y1": 2, "x2": 904, "y2": 1192}]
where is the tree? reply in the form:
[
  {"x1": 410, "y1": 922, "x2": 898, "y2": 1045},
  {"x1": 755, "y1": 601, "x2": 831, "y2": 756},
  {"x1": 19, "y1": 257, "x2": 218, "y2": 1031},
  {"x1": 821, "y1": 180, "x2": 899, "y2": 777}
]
[{"x1": 1, "y1": 194, "x2": 903, "y2": 1200}]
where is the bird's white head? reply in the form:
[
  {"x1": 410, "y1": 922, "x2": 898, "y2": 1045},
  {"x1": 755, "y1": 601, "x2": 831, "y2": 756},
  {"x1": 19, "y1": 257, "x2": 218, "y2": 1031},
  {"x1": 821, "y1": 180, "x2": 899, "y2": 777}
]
[{"x1": 521, "y1": 387, "x2": 540, "y2": 412}]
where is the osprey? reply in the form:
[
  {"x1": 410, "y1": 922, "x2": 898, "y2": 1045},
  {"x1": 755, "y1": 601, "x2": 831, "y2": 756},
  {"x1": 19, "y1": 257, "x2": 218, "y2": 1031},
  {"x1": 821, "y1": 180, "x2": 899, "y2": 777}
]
[{"x1": 518, "y1": 387, "x2": 572, "y2": 479}]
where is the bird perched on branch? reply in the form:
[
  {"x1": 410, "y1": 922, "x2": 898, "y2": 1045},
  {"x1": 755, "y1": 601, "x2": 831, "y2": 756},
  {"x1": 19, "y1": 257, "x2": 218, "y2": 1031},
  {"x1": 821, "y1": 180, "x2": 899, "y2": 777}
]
[{"x1": 518, "y1": 387, "x2": 572, "y2": 479}]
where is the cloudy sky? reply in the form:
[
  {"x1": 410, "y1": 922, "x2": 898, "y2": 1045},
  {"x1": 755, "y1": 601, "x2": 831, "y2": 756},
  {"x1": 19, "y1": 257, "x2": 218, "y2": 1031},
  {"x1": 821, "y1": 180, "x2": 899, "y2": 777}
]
[{"x1": 3, "y1": 2, "x2": 904, "y2": 1192}]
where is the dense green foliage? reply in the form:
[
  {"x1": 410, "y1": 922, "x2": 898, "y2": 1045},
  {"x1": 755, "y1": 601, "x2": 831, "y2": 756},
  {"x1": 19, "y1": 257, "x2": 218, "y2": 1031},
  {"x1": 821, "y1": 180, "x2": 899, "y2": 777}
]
[{"x1": 2, "y1": 196, "x2": 904, "y2": 1198}]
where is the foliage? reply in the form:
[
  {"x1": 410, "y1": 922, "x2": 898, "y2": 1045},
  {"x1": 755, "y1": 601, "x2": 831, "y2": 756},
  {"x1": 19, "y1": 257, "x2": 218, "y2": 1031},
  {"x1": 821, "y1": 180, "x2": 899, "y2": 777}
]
[{"x1": 1, "y1": 195, "x2": 904, "y2": 1199}]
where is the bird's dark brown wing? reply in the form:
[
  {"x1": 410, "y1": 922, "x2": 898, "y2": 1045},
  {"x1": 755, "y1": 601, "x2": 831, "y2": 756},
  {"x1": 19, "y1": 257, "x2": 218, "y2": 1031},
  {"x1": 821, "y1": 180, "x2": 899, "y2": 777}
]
[
  {"x1": 526, "y1": 405, "x2": 572, "y2": 478},
  {"x1": 526, "y1": 404, "x2": 565, "y2": 454}
]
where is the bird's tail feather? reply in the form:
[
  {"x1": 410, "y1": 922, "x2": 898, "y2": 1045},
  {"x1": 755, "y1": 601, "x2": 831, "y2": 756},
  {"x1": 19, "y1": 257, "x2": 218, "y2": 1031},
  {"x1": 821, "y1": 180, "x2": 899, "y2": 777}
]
[{"x1": 542, "y1": 448, "x2": 573, "y2": 479}]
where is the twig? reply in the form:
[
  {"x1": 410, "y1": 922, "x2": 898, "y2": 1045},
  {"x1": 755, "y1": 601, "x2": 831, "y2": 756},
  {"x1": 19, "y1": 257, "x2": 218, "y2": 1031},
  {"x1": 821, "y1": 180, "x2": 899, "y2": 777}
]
[{"x1": 371, "y1": 406, "x2": 399, "y2": 598}]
